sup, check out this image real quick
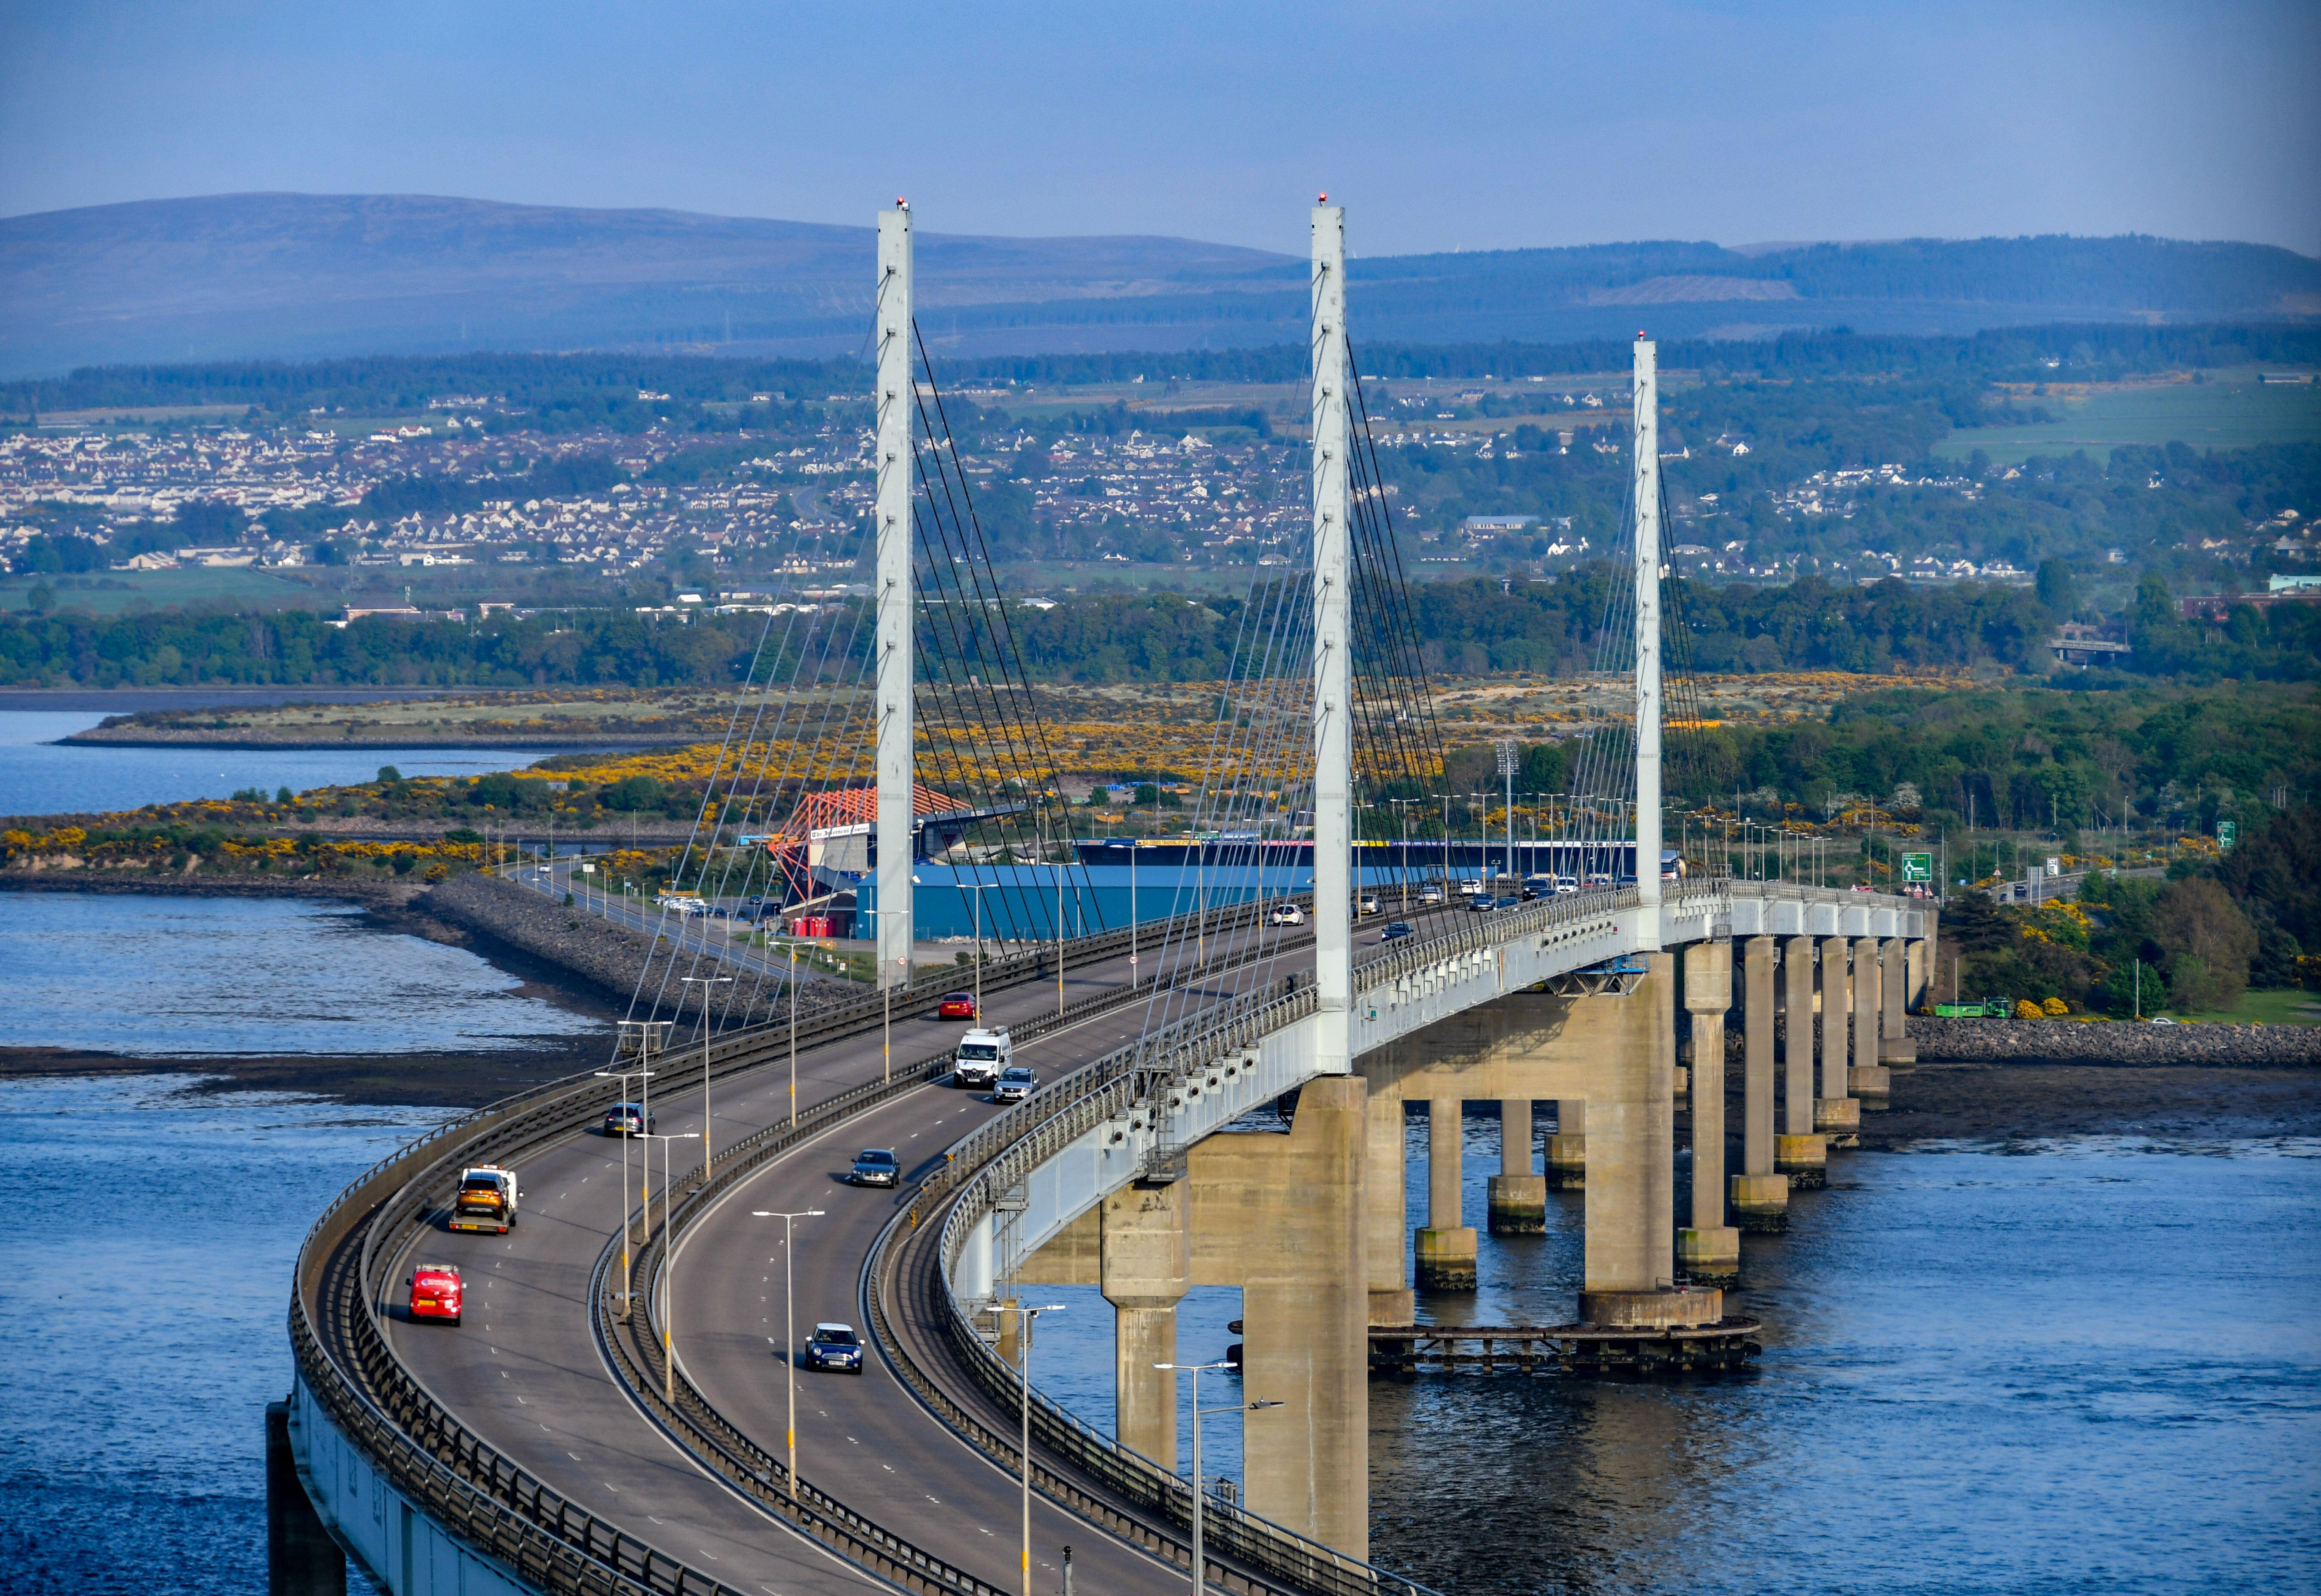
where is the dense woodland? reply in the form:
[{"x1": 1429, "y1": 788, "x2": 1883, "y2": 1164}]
[{"x1": 5, "y1": 567, "x2": 2316, "y2": 691}]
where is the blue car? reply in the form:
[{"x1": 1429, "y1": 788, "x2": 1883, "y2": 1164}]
[
  {"x1": 805, "y1": 1322, "x2": 865, "y2": 1374},
  {"x1": 1469, "y1": 894, "x2": 1499, "y2": 913}
]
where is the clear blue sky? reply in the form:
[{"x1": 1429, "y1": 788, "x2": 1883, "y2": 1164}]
[{"x1": 2, "y1": 0, "x2": 2314, "y2": 257}]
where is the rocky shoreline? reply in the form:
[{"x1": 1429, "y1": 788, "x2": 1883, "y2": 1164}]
[{"x1": 1906, "y1": 1014, "x2": 2321, "y2": 1067}]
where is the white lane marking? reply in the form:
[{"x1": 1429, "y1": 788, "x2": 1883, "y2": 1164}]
[
  {"x1": 650, "y1": 1515, "x2": 666, "y2": 1525},
  {"x1": 605, "y1": 1482, "x2": 620, "y2": 1492},
  {"x1": 516, "y1": 1395, "x2": 527, "y2": 1405},
  {"x1": 881, "y1": 1464, "x2": 894, "y2": 1473},
  {"x1": 700, "y1": 1550, "x2": 719, "y2": 1561},
  {"x1": 567, "y1": 1451, "x2": 580, "y2": 1460}
]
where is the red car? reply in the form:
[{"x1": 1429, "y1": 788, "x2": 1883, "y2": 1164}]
[
  {"x1": 409, "y1": 1265, "x2": 464, "y2": 1326},
  {"x1": 938, "y1": 991, "x2": 977, "y2": 1019}
]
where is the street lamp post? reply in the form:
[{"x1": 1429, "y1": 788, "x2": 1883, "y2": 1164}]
[
  {"x1": 679, "y1": 975, "x2": 733, "y2": 1179},
  {"x1": 750, "y1": 1208, "x2": 824, "y2": 1499},
  {"x1": 636, "y1": 1130, "x2": 699, "y2": 1403},
  {"x1": 956, "y1": 880, "x2": 1001, "y2": 1018},
  {"x1": 592, "y1": 1062, "x2": 656, "y2": 1319},
  {"x1": 1011, "y1": 1303, "x2": 1065, "y2": 1596},
  {"x1": 1155, "y1": 1360, "x2": 1281, "y2": 1596},
  {"x1": 859, "y1": 905, "x2": 912, "y2": 1085}
]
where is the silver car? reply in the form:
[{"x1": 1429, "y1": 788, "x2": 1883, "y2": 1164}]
[{"x1": 992, "y1": 1065, "x2": 1037, "y2": 1103}]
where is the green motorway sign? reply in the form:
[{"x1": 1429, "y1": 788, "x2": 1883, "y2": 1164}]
[
  {"x1": 1901, "y1": 852, "x2": 1933, "y2": 882},
  {"x1": 2218, "y1": 821, "x2": 2237, "y2": 851}
]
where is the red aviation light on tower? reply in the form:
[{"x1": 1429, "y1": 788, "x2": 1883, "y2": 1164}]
[
  {"x1": 1317, "y1": 192, "x2": 1328, "y2": 203},
  {"x1": 896, "y1": 196, "x2": 909, "y2": 209}
]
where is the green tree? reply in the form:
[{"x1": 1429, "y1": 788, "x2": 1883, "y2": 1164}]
[{"x1": 2151, "y1": 877, "x2": 2258, "y2": 1010}]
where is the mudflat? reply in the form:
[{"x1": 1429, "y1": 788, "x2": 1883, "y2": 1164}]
[{"x1": 1865, "y1": 1060, "x2": 2321, "y2": 1146}]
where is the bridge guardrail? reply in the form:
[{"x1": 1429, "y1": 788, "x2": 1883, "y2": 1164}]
[{"x1": 289, "y1": 888, "x2": 1312, "y2": 1596}]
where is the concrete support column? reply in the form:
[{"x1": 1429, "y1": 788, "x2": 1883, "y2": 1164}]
[
  {"x1": 1415, "y1": 1099, "x2": 1477, "y2": 1289},
  {"x1": 1816, "y1": 935, "x2": 1860, "y2": 1144},
  {"x1": 1101, "y1": 1183, "x2": 1189, "y2": 1471},
  {"x1": 1488, "y1": 1099, "x2": 1546, "y2": 1234},
  {"x1": 1778, "y1": 936, "x2": 1827, "y2": 1188},
  {"x1": 1580, "y1": 953, "x2": 1719, "y2": 1328},
  {"x1": 1730, "y1": 936, "x2": 1789, "y2": 1234},
  {"x1": 267, "y1": 1401, "x2": 345, "y2": 1596},
  {"x1": 1364, "y1": 1087, "x2": 1412, "y2": 1325},
  {"x1": 1678, "y1": 942, "x2": 1739, "y2": 1283},
  {"x1": 1852, "y1": 934, "x2": 1889, "y2": 1107},
  {"x1": 1546, "y1": 1098, "x2": 1586, "y2": 1189},
  {"x1": 1237, "y1": 1077, "x2": 1369, "y2": 1558},
  {"x1": 1880, "y1": 936, "x2": 1915, "y2": 1063}
]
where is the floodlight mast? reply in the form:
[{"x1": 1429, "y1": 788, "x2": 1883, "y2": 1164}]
[{"x1": 875, "y1": 200, "x2": 915, "y2": 990}]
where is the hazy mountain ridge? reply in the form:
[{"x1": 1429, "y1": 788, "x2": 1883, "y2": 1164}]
[{"x1": 2, "y1": 193, "x2": 2313, "y2": 377}]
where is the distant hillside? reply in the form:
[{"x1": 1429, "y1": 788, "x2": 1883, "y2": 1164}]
[{"x1": 1, "y1": 192, "x2": 2314, "y2": 376}]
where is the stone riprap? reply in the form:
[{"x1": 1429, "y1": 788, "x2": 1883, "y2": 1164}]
[
  {"x1": 1905, "y1": 1014, "x2": 2321, "y2": 1067},
  {"x1": 424, "y1": 872, "x2": 836, "y2": 1022}
]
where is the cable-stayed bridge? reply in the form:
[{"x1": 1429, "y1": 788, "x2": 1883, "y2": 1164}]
[{"x1": 279, "y1": 201, "x2": 1934, "y2": 1596}]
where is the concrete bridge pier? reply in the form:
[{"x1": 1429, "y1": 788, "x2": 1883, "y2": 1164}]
[
  {"x1": 1677, "y1": 941, "x2": 1740, "y2": 1283},
  {"x1": 1580, "y1": 954, "x2": 1721, "y2": 1329},
  {"x1": 1546, "y1": 1099, "x2": 1586, "y2": 1189},
  {"x1": 1851, "y1": 935, "x2": 1890, "y2": 1107},
  {"x1": 1488, "y1": 1099, "x2": 1547, "y2": 1234},
  {"x1": 1100, "y1": 1183, "x2": 1188, "y2": 1470},
  {"x1": 1728, "y1": 936, "x2": 1790, "y2": 1235},
  {"x1": 1415, "y1": 1099, "x2": 1478, "y2": 1289},
  {"x1": 1777, "y1": 935, "x2": 1828, "y2": 1188},
  {"x1": 1816, "y1": 936, "x2": 1861, "y2": 1145},
  {"x1": 1211, "y1": 1077, "x2": 1370, "y2": 1559},
  {"x1": 1880, "y1": 937, "x2": 1914, "y2": 1063},
  {"x1": 1365, "y1": 1088, "x2": 1413, "y2": 1325}
]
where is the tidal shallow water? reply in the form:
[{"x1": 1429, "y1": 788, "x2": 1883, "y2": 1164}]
[
  {"x1": 1, "y1": 893, "x2": 599, "y2": 1056},
  {"x1": 0, "y1": 1074, "x2": 446, "y2": 1593},
  {"x1": 0, "y1": 707, "x2": 545, "y2": 817},
  {"x1": 1036, "y1": 1121, "x2": 2321, "y2": 1596}
]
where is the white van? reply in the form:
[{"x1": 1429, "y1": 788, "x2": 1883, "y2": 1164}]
[{"x1": 953, "y1": 1027, "x2": 1013, "y2": 1090}]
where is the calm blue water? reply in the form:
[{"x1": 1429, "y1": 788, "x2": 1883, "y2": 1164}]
[
  {"x1": 1035, "y1": 1121, "x2": 2321, "y2": 1595},
  {"x1": 0, "y1": 894, "x2": 600, "y2": 1055},
  {"x1": 0, "y1": 709, "x2": 546, "y2": 817},
  {"x1": 0, "y1": 1074, "x2": 444, "y2": 1594}
]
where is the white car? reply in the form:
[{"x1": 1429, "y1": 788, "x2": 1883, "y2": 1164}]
[
  {"x1": 1419, "y1": 885, "x2": 1445, "y2": 905},
  {"x1": 1456, "y1": 879, "x2": 1483, "y2": 897},
  {"x1": 1268, "y1": 902, "x2": 1306, "y2": 926}
]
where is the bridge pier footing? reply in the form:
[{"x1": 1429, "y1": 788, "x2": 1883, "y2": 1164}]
[
  {"x1": 1776, "y1": 1133, "x2": 1828, "y2": 1189},
  {"x1": 1415, "y1": 1098, "x2": 1477, "y2": 1289},
  {"x1": 1488, "y1": 1099, "x2": 1546, "y2": 1234},
  {"x1": 1546, "y1": 1097, "x2": 1586, "y2": 1189}
]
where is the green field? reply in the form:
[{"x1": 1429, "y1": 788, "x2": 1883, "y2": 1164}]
[
  {"x1": 1936, "y1": 373, "x2": 2321, "y2": 464},
  {"x1": 2159, "y1": 986, "x2": 2321, "y2": 1027},
  {"x1": 0, "y1": 565, "x2": 331, "y2": 615}
]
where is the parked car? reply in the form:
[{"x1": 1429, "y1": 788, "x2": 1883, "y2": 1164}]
[
  {"x1": 408, "y1": 1265, "x2": 463, "y2": 1326},
  {"x1": 850, "y1": 1148, "x2": 900, "y2": 1187},
  {"x1": 1268, "y1": 902, "x2": 1307, "y2": 927},
  {"x1": 2149, "y1": 1016, "x2": 2178, "y2": 1025},
  {"x1": 804, "y1": 1322, "x2": 865, "y2": 1374},
  {"x1": 602, "y1": 1102, "x2": 656, "y2": 1137},
  {"x1": 1381, "y1": 921, "x2": 1416, "y2": 942},
  {"x1": 939, "y1": 991, "x2": 978, "y2": 1020},
  {"x1": 992, "y1": 1064, "x2": 1037, "y2": 1102}
]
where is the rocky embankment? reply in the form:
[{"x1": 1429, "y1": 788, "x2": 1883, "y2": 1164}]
[
  {"x1": 420, "y1": 873, "x2": 840, "y2": 1022},
  {"x1": 1905, "y1": 1014, "x2": 2321, "y2": 1067}
]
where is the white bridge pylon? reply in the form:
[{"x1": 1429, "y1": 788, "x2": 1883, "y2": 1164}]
[{"x1": 865, "y1": 201, "x2": 1669, "y2": 993}]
